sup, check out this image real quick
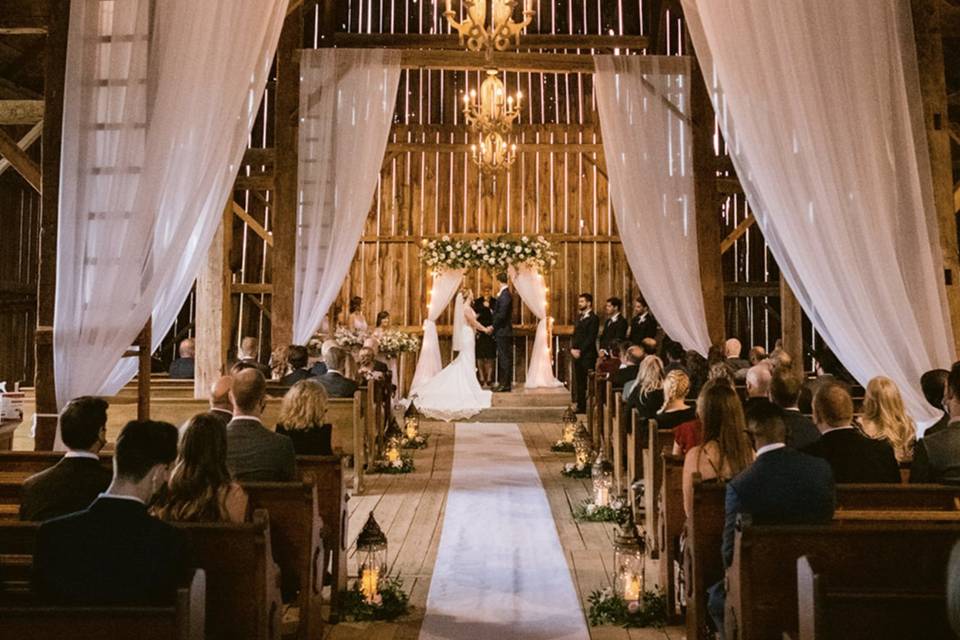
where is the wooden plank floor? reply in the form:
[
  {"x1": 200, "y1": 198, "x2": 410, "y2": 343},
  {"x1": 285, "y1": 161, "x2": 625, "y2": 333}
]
[{"x1": 325, "y1": 420, "x2": 684, "y2": 640}]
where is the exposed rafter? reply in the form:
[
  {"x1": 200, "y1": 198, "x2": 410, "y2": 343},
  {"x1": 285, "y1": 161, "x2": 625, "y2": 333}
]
[{"x1": 0, "y1": 126, "x2": 41, "y2": 192}]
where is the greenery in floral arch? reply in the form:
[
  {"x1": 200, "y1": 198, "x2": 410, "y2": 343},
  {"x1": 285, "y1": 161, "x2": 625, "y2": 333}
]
[{"x1": 420, "y1": 235, "x2": 558, "y2": 272}]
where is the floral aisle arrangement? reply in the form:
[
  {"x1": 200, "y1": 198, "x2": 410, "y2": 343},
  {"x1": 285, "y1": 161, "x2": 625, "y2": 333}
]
[
  {"x1": 376, "y1": 329, "x2": 420, "y2": 357},
  {"x1": 420, "y1": 235, "x2": 558, "y2": 272},
  {"x1": 587, "y1": 587, "x2": 667, "y2": 628},
  {"x1": 561, "y1": 460, "x2": 592, "y2": 478},
  {"x1": 572, "y1": 496, "x2": 631, "y2": 524},
  {"x1": 339, "y1": 575, "x2": 411, "y2": 621},
  {"x1": 334, "y1": 326, "x2": 367, "y2": 350}
]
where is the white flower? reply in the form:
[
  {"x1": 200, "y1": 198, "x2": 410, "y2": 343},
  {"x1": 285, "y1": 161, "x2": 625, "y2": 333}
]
[
  {"x1": 585, "y1": 503, "x2": 597, "y2": 514},
  {"x1": 514, "y1": 246, "x2": 522, "y2": 254},
  {"x1": 522, "y1": 235, "x2": 529, "y2": 242},
  {"x1": 392, "y1": 459, "x2": 403, "y2": 468},
  {"x1": 442, "y1": 235, "x2": 450, "y2": 241},
  {"x1": 564, "y1": 463, "x2": 574, "y2": 472}
]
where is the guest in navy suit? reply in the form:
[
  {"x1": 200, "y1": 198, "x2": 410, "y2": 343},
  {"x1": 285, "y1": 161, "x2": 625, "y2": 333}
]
[
  {"x1": 707, "y1": 401, "x2": 835, "y2": 636},
  {"x1": 492, "y1": 272, "x2": 514, "y2": 392},
  {"x1": 571, "y1": 293, "x2": 600, "y2": 413}
]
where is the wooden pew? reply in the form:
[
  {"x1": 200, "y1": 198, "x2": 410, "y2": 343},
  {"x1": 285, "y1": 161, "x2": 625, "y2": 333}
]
[
  {"x1": 626, "y1": 409, "x2": 640, "y2": 521},
  {"x1": 611, "y1": 391, "x2": 624, "y2": 494},
  {"x1": 586, "y1": 371, "x2": 598, "y2": 448},
  {"x1": 796, "y1": 554, "x2": 951, "y2": 640},
  {"x1": 0, "y1": 569, "x2": 206, "y2": 640},
  {"x1": 242, "y1": 481, "x2": 324, "y2": 640},
  {"x1": 0, "y1": 510, "x2": 278, "y2": 640},
  {"x1": 602, "y1": 378, "x2": 614, "y2": 459},
  {"x1": 296, "y1": 454, "x2": 350, "y2": 621},
  {"x1": 726, "y1": 521, "x2": 960, "y2": 640},
  {"x1": 658, "y1": 451, "x2": 685, "y2": 623},
  {"x1": 642, "y1": 423, "x2": 674, "y2": 557}
]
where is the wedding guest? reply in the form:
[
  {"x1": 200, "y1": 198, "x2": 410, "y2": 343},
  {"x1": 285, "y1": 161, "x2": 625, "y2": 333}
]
[
  {"x1": 356, "y1": 347, "x2": 382, "y2": 382},
  {"x1": 662, "y1": 340, "x2": 687, "y2": 376},
  {"x1": 236, "y1": 336, "x2": 271, "y2": 378},
  {"x1": 280, "y1": 345, "x2": 312, "y2": 386},
  {"x1": 207, "y1": 376, "x2": 234, "y2": 427},
  {"x1": 744, "y1": 364, "x2": 773, "y2": 414},
  {"x1": 748, "y1": 345, "x2": 767, "y2": 367},
  {"x1": 723, "y1": 338, "x2": 750, "y2": 378},
  {"x1": 599, "y1": 297, "x2": 628, "y2": 354},
  {"x1": 613, "y1": 345, "x2": 643, "y2": 388},
  {"x1": 168, "y1": 338, "x2": 195, "y2": 379},
  {"x1": 316, "y1": 346, "x2": 358, "y2": 398},
  {"x1": 154, "y1": 413, "x2": 248, "y2": 523},
  {"x1": 803, "y1": 382, "x2": 900, "y2": 483},
  {"x1": 628, "y1": 299, "x2": 658, "y2": 346},
  {"x1": 597, "y1": 341, "x2": 623, "y2": 377},
  {"x1": 707, "y1": 363, "x2": 736, "y2": 388},
  {"x1": 361, "y1": 337, "x2": 388, "y2": 374},
  {"x1": 276, "y1": 379, "x2": 333, "y2": 456},
  {"x1": 571, "y1": 293, "x2": 600, "y2": 413},
  {"x1": 707, "y1": 401, "x2": 834, "y2": 633},
  {"x1": 309, "y1": 339, "x2": 336, "y2": 377},
  {"x1": 768, "y1": 366, "x2": 820, "y2": 449},
  {"x1": 707, "y1": 344, "x2": 725, "y2": 368},
  {"x1": 474, "y1": 286, "x2": 497, "y2": 388},
  {"x1": 269, "y1": 346, "x2": 288, "y2": 381},
  {"x1": 912, "y1": 363, "x2": 960, "y2": 484},
  {"x1": 348, "y1": 296, "x2": 368, "y2": 332},
  {"x1": 226, "y1": 369, "x2": 296, "y2": 481},
  {"x1": 686, "y1": 350, "x2": 709, "y2": 398},
  {"x1": 859, "y1": 376, "x2": 916, "y2": 463},
  {"x1": 920, "y1": 368, "x2": 950, "y2": 437},
  {"x1": 682, "y1": 382, "x2": 754, "y2": 517},
  {"x1": 20, "y1": 396, "x2": 111, "y2": 522},
  {"x1": 33, "y1": 420, "x2": 186, "y2": 604},
  {"x1": 641, "y1": 337, "x2": 659, "y2": 357},
  {"x1": 658, "y1": 370, "x2": 699, "y2": 456},
  {"x1": 625, "y1": 355, "x2": 666, "y2": 431}
]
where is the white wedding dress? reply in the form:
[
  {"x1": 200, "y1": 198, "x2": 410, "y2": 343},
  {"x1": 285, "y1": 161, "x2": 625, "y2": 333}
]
[{"x1": 412, "y1": 295, "x2": 493, "y2": 421}]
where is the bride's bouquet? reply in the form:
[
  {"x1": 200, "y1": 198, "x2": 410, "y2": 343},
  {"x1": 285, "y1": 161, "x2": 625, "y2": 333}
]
[
  {"x1": 377, "y1": 329, "x2": 420, "y2": 358},
  {"x1": 334, "y1": 326, "x2": 367, "y2": 350}
]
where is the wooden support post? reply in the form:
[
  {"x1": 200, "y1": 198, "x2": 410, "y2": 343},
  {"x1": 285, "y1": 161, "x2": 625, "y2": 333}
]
[
  {"x1": 270, "y1": 7, "x2": 302, "y2": 353},
  {"x1": 33, "y1": 0, "x2": 69, "y2": 450},
  {"x1": 691, "y1": 60, "x2": 725, "y2": 346},
  {"x1": 137, "y1": 319, "x2": 151, "y2": 421},
  {"x1": 780, "y1": 276, "x2": 804, "y2": 366},
  {"x1": 911, "y1": 0, "x2": 960, "y2": 358},
  {"x1": 195, "y1": 202, "x2": 233, "y2": 399}
]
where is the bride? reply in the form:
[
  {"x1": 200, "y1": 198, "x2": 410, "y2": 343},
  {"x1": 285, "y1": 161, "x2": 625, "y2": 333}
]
[{"x1": 412, "y1": 288, "x2": 493, "y2": 421}]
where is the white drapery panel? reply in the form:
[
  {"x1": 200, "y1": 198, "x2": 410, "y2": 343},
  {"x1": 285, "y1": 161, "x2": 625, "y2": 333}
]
[
  {"x1": 410, "y1": 269, "x2": 464, "y2": 395},
  {"x1": 294, "y1": 49, "x2": 401, "y2": 344},
  {"x1": 594, "y1": 56, "x2": 712, "y2": 356},
  {"x1": 56, "y1": 0, "x2": 287, "y2": 408},
  {"x1": 681, "y1": 0, "x2": 954, "y2": 425},
  {"x1": 509, "y1": 266, "x2": 563, "y2": 388}
]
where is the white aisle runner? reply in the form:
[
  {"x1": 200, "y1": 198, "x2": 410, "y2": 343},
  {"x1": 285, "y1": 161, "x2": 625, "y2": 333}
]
[{"x1": 419, "y1": 422, "x2": 590, "y2": 640}]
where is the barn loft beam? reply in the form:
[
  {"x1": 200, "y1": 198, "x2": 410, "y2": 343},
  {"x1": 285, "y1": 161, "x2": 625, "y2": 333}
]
[
  {"x1": 0, "y1": 0, "x2": 48, "y2": 34},
  {"x1": 0, "y1": 99, "x2": 43, "y2": 124},
  {"x1": 0, "y1": 120, "x2": 41, "y2": 177},
  {"x1": 333, "y1": 33, "x2": 650, "y2": 51},
  {"x1": 0, "y1": 127, "x2": 41, "y2": 192}
]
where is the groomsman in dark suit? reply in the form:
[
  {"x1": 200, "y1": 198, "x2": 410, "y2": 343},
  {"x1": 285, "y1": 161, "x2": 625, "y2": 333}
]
[
  {"x1": 492, "y1": 273, "x2": 514, "y2": 392},
  {"x1": 627, "y1": 299, "x2": 658, "y2": 346},
  {"x1": 599, "y1": 297, "x2": 628, "y2": 355},
  {"x1": 571, "y1": 293, "x2": 600, "y2": 413}
]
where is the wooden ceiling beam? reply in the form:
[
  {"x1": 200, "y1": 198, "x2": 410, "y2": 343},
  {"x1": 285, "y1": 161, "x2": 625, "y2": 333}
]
[
  {"x1": 333, "y1": 33, "x2": 649, "y2": 51},
  {"x1": 0, "y1": 0, "x2": 48, "y2": 34},
  {"x1": 394, "y1": 49, "x2": 687, "y2": 73},
  {"x1": 0, "y1": 126, "x2": 41, "y2": 192},
  {"x1": 0, "y1": 99, "x2": 43, "y2": 124},
  {"x1": 0, "y1": 119, "x2": 41, "y2": 177}
]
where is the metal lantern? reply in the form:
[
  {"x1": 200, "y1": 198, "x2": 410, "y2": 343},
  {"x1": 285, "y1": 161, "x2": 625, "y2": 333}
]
[
  {"x1": 592, "y1": 451, "x2": 614, "y2": 507},
  {"x1": 357, "y1": 511, "x2": 388, "y2": 603},
  {"x1": 573, "y1": 422, "x2": 592, "y2": 468},
  {"x1": 613, "y1": 514, "x2": 646, "y2": 604},
  {"x1": 384, "y1": 417, "x2": 403, "y2": 463},
  {"x1": 404, "y1": 401, "x2": 421, "y2": 440},
  {"x1": 561, "y1": 405, "x2": 578, "y2": 444}
]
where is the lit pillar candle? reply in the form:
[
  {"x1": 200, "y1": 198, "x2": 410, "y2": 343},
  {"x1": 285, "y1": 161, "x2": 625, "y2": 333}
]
[
  {"x1": 360, "y1": 567, "x2": 380, "y2": 603},
  {"x1": 623, "y1": 574, "x2": 641, "y2": 602},
  {"x1": 595, "y1": 485, "x2": 609, "y2": 507},
  {"x1": 386, "y1": 446, "x2": 400, "y2": 462}
]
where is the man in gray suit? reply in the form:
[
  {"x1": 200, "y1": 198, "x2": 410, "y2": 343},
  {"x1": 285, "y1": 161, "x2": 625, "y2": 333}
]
[
  {"x1": 912, "y1": 362, "x2": 960, "y2": 484},
  {"x1": 226, "y1": 369, "x2": 296, "y2": 481},
  {"x1": 315, "y1": 346, "x2": 358, "y2": 398}
]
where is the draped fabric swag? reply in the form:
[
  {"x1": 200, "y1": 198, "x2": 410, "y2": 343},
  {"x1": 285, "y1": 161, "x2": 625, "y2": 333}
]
[
  {"x1": 680, "y1": 0, "x2": 955, "y2": 425},
  {"x1": 509, "y1": 266, "x2": 564, "y2": 388},
  {"x1": 593, "y1": 55, "x2": 713, "y2": 356},
  {"x1": 410, "y1": 269, "x2": 465, "y2": 395},
  {"x1": 56, "y1": 0, "x2": 288, "y2": 409},
  {"x1": 293, "y1": 49, "x2": 402, "y2": 344}
]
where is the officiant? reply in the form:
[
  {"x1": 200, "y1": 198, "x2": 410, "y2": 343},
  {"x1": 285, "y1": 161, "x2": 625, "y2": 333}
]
[{"x1": 474, "y1": 285, "x2": 497, "y2": 389}]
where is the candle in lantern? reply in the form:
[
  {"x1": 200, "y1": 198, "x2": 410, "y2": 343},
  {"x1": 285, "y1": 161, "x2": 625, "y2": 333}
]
[
  {"x1": 623, "y1": 574, "x2": 641, "y2": 602},
  {"x1": 386, "y1": 446, "x2": 400, "y2": 462},
  {"x1": 360, "y1": 566, "x2": 381, "y2": 603},
  {"x1": 405, "y1": 419, "x2": 418, "y2": 440},
  {"x1": 595, "y1": 485, "x2": 610, "y2": 507}
]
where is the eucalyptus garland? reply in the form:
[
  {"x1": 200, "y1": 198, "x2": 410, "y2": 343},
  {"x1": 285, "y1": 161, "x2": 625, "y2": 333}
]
[{"x1": 420, "y1": 235, "x2": 557, "y2": 272}]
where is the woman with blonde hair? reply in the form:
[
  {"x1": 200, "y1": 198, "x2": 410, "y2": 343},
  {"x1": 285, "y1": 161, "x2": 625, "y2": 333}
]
[
  {"x1": 682, "y1": 381, "x2": 754, "y2": 516},
  {"x1": 658, "y1": 369, "x2": 700, "y2": 456},
  {"x1": 154, "y1": 413, "x2": 247, "y2": 523},
  {"x1": 625, "y1": 355, "x2": 665, "y2": 424},
  {"x1": 860, "y1": 376, "x2": 916, "y2": 463},
  {"x1": 276, "y1": 379, "x2": 333, "y2": 455}
]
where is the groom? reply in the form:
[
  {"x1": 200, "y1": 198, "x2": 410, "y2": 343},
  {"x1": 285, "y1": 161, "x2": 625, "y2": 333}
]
[{"x1": 492, "y1": 272, "x2": 514, "y2": 392}]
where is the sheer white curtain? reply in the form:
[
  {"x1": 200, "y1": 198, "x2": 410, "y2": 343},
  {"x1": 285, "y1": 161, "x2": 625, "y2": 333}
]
[
  {"x1": 681, "y1": 0, "x2": 954, "y2": 425},
  {"x1": 594, "y1": 55, "x2": 712, "y2": 355},
  {"x1": 410, "y1": 269, "x2": 464, "y2": 395},
  {"x1": 509, "y1": 266, "x2": 563, "y2": 388},
  {"x1": 294, "y1": 49, "x2": 401, "y2": 343},
  {"x1": 55, "y1": 0, "x2": 287, "y2": 408}
]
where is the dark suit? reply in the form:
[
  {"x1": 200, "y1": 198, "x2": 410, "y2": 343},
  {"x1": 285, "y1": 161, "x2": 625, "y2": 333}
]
[
  {"x1": 226, "y1": 418, "x2": 296, "y2": 481},
  {"x1": 277, "y1": 424, "x2": 333, "y2": 456},
  {"x1": 628, "y1": 312, "x2": 658, "y2": 346},
  {"x1": 237, "y1": 357, "x2": 272, "y2": 378},
  {"x1": 802, "y1": 427, "x2": 900, "y2": 483},
  {"x1": 781, "y1": 409, "x2": 820, "y2": 450},
  {"x1": 709, "y1": 446, "x2": 835, "y2": 630},
  {"x1": 613, "y1": 364, "x2": 639, "y2": 389},
  {"x1": 373, "y1": 360, "x2": 389, "y2": 374},
  {"x1": 316, "y1": 371, "x2": 358, "y2": 398},
  {"x1": 33, "y1": 496, "x2": 188, "y2": 604},
  {"x1": 281, "y1": 368, "x2": 313, "y2": 386},
  {"x1": 167, "y1": 357, "x2": 195, "y2": 379},
  {"x1": 309, "y1": 361, "x2": 328, "y2": 377},
  {"x1": 20, "y1": 455, "x2": 111, "y2": 522},
  {"x1": 923, "y1": 411, "x2": 951, "y2": 438},
  {"x1": 208, "y1": 408, "x2": 233, "y2": 428},
  {"x1": 910, "y1": 421, "x2": 960, "y2": 484},
  {"x1": 572, "y1": 311, "x2": 600, "y2": 412},
  {"x1": 599, "y1": 314, "x2": 628, "y2": 352},
  {"x1": 492, "y1": 287, "x2": 514, "y2": 388}
]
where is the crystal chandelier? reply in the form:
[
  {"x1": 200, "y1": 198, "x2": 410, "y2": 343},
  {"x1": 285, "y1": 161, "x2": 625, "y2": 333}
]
[{"x1": 443, "y1": 0, "x2": 535, "y2": 53}]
